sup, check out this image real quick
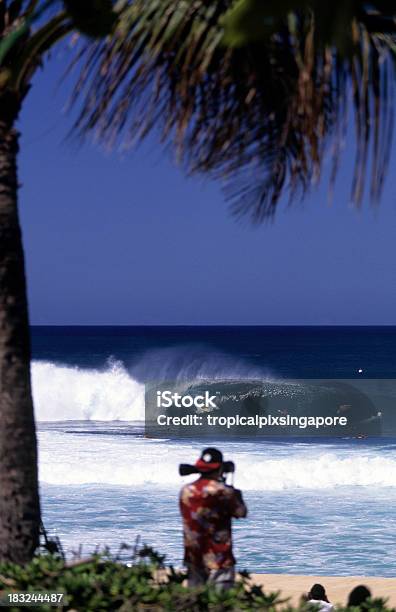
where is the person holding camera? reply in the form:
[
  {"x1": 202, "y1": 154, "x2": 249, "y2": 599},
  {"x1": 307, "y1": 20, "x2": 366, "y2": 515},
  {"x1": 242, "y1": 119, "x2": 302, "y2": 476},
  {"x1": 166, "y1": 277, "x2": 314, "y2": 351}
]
[{"x1": 179, "y1": 447, "x2": 247, "y2": 590}]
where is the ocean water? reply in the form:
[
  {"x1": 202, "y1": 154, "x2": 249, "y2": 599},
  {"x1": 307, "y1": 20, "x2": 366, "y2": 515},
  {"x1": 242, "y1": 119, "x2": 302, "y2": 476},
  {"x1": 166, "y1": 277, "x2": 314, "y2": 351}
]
[{"x1": 32, "y1": 326, "x2": 396, "y2": 576}]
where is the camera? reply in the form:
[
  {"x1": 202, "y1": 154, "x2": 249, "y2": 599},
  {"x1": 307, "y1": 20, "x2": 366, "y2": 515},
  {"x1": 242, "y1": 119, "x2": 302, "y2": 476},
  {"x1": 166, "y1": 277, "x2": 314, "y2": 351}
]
[{"x1": 179, "y1": 460, "x2": 235, "y2": 476}]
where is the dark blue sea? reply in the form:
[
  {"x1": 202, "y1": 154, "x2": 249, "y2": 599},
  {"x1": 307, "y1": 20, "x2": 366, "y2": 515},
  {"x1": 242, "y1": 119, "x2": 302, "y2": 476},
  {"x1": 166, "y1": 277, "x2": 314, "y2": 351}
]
[{"x1": 32, "y1": 326, "x2": 396, "y2": 576}]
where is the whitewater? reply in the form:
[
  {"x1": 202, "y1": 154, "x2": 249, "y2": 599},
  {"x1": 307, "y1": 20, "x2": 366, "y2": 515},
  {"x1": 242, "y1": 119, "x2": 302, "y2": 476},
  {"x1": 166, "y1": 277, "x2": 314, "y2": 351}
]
[
  {"x1": 32, "y1": 361, "x2": 145, "y2": 421},
  {"x1": 38, "y1": 426, "x2": 396, "y2": 490}
]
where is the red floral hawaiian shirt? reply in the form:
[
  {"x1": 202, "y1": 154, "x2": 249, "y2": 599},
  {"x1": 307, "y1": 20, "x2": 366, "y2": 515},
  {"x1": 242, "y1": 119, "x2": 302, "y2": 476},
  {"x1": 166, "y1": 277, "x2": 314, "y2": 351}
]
[{"x1": 180, "y1": 477, "x2": 247, "y2": 570}]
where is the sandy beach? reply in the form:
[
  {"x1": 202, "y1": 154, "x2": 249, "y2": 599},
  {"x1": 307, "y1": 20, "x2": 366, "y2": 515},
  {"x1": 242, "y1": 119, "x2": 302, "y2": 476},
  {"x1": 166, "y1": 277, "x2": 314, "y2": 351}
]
[{"x1": 251, "y1": 574, "x2": 396, "y2": 608}]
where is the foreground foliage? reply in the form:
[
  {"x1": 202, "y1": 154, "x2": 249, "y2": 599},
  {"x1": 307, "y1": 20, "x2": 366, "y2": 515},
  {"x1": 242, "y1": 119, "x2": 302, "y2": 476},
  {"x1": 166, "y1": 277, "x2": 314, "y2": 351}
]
[{"x1": 0, "y1": 546, "x2": 393, "y2": 611}]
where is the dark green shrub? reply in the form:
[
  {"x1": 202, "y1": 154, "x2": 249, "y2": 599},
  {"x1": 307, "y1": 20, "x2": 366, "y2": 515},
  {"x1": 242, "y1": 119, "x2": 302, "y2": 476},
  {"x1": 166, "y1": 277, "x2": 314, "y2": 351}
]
[{"x1": 0, "y1": 546, "x2": 392, "y2": 611}]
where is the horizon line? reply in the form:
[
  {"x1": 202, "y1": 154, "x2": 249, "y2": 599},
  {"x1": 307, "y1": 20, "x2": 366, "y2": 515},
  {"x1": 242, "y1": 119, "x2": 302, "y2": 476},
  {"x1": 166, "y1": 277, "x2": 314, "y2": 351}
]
[{"x1": 29, "y1": 323, "x2": 396, "y2": 328}]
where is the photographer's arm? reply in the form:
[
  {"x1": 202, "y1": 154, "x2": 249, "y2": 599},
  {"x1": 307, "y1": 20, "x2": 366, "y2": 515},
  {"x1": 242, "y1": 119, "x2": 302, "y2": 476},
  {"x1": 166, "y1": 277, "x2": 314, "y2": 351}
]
[{"x1": 232, "y1": 488, "x2": 248, "y2": 518}]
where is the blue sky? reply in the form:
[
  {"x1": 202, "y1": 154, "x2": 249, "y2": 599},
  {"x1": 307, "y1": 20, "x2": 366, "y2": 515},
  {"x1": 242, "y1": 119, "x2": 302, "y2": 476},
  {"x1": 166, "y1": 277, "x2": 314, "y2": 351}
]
[{"x1": 18, "y1": 47, "x2": 396, "y2": 325}]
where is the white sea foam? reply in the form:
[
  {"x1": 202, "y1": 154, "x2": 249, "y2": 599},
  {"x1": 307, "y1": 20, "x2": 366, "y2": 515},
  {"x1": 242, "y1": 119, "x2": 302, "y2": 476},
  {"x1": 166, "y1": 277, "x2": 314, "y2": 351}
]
[
  {"x1": 38, "y1": 432, "x2": 396, "y2": 490},
  {"x1": 240, "y1": 453, "x2": 396, "y2": 490},
  {"x1": 32, "y1": 361, "x2": 144, "y2": 421}
]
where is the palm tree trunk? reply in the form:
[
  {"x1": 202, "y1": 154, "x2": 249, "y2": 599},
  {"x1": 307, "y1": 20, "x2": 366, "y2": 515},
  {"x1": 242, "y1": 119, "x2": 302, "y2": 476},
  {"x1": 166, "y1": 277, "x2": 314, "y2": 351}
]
[{"x1": 0, "y1": 117, "x2": 41, "y2": 564}]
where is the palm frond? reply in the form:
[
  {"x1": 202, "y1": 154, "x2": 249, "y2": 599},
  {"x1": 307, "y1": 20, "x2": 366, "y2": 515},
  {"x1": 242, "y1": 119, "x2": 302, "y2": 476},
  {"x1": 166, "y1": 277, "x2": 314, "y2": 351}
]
[{"x1": 71, "y1": 1, "x2": 396, "y2": 221}]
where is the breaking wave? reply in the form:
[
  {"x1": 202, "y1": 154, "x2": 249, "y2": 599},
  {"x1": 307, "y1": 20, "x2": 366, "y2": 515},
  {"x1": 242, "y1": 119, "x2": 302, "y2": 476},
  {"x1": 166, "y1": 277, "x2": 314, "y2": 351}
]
[
  {"x1": 32, "y1": 361, "x2": 144, "y2": 421},
  {"x1": 31, "y1": 347, "x2": 268, "y2": 422}
]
